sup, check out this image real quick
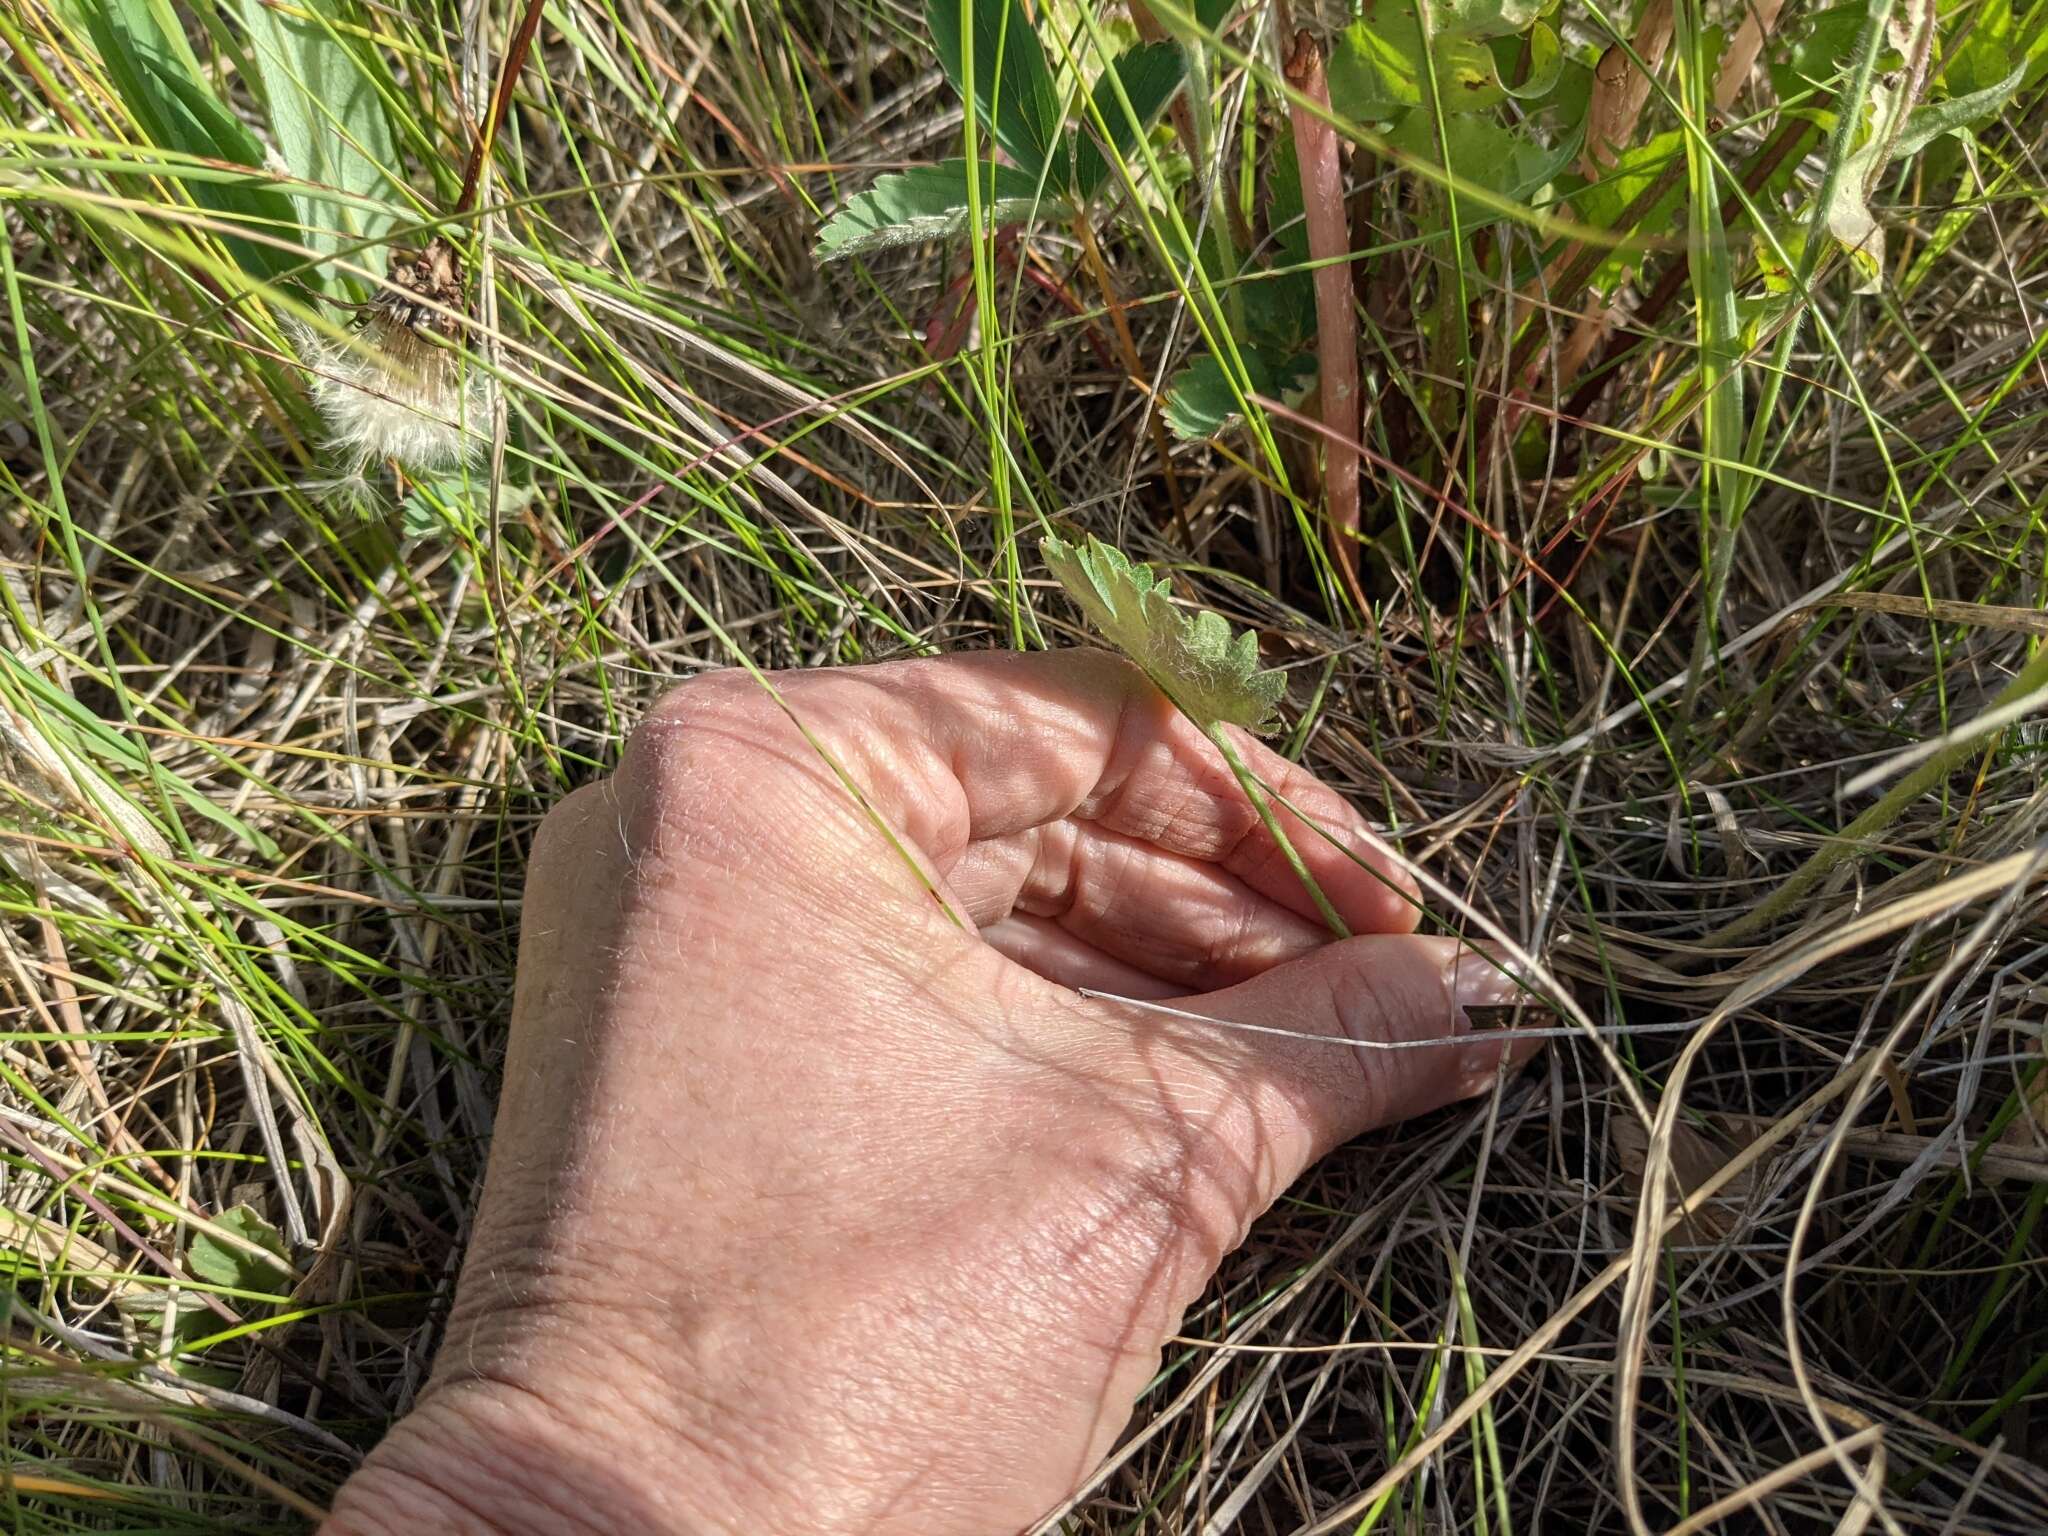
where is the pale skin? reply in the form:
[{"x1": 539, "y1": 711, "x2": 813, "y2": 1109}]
[{"x1": 320, "y1": 648, "x2": 1539, "y2": 1535}]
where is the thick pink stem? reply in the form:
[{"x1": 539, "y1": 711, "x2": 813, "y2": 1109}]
[{"x1": 1283, "y1": 30, "x2": 1361, "y2": 603}]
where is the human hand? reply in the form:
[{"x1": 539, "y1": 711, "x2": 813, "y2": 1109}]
[{"x1": 321, "y1": 649, "x2": 1538, "y2": 1536}]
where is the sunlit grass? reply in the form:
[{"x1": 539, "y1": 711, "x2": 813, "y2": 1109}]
[{"x1": 3, "y1": 0, "x2": 2046, "y2": 1528}]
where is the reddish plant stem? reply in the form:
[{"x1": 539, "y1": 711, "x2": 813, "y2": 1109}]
[
  {"x1": 454, "y1": 0, "x2": 550, "y2": 219},
  {"x1": 1281, "y1": 27, "x2": 1364, "y2": 611}
]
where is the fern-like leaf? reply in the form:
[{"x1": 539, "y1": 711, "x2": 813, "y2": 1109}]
[{"x1": 1041, "y1": 534, "x2": 1286, "y2": 732}]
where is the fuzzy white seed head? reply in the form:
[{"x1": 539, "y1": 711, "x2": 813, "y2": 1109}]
[{"x1": 295, "y1": 317, "x2": 492, "y2": 478}]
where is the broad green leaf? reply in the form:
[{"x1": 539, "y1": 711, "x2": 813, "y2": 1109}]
[
  {"x1": 82, "y1": 0, "x2": 302, "y2": 284},
  {"x1": 1041, "y1": 534, "x2": 1286, "y2": 731},
  {"x1": 1330, "y1": 6, "x2": 1560, "y2": 119},
  {"x1": 1239, "y1": 263, "x2": 1314, "y2": 356},
  {"x1": 1438, "y1": 0, "x2": 1546, "y2": 39},
  {"x1": 1073, "y1": 42, "x2": 1186, "y2": 196},
  {"x1": 1267, "y1": 135, "x2": 1309, "y2": 266},
  {"x1": 237, "y1": 0, "x2": 399, "y2": 282},
  {"x1": 1770, "y1": 2, "x2": 1903, "y2": 111},
  {"x1": 1496, "y1": 21, "x2": 1562, "y2": 100},
  {"x1": 1330, "y1": 13, "x2": 1424, "y2": 117},
  {"x1": 1163, "y1": 345, "x2": 1312, "y2": 437},
  {"x1": 187, "y1": 1205, "x2": 291, "y2": 1291},
  {"x1": 1943, "y1": 0, "x2": 2048, "y2": 98},
  {"x1": 816, "y1": 161, "x2": 1054, "y2": 258},
  {"x1": 1238, "y1": 139, "x2": 1314, "y2": 349},
  {"x1": 927, "y1": 0, "x2": 1062, "y2": 176},
  {"x1": 1329, "y1": 7, "x2": 1500, "y2": 117}
]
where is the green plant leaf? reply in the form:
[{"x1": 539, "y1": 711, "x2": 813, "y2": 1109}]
[
  {"x1": 927, "y1": 0, "x2": 1062, "y2": 176},
  {"x1": 1821, "y1": 57, "x2": 2026, "y2": 296},
  {"x1": 816, "y1": 161, "x2": 1054, "y2": 258},
  {"x1": 1330, "y1": 6, "x2": 1499, "y2": 117},
  {"x1": 1495, "y1": 21, "x2": 1561, "y2": 100},
  {"x1": 1943, "y1": 0, "x2": 2048, "y2": 99},
  {"x1": 1571, "y1": 130, "x2": 1688, "y2": 291},
  {"x1": 1387, "y1": 108, "x2": 1572, "y2": 230},
  {"x1": 81, "y1": 0, "x2": 302, "y2": 284},
  {"x1": 1828, "y1": 82, "x2": 1905, "y2": 294},
  {"x1": 237, "y1": 0, "x2": 399, "y2": 282},
  {"x1": 1042, "y1": 535, "x2": 1287, "y2": 731},
  {"x1": 1770, "y1": 1, "x2": 1902, "y2": 112},
  {"x1": 1329, "y1": 5, "x2": 1560, "y2": 120},
  {"x1": 1073, "y1": 42, "x2": 1186, "y2": 196},
  {"x1": 1162, "y1": 345, "x2": 1311, "y2": 438},
  {"x1": 187, "y1": 1205, "x2": 291, "y2": 1291},
  {"x1": 1437, "y1": 0, "x2": 1546, "y2": 40},
  {"x1": 1329, "y1": 12, "x2": 1423, "y2": 117},
  {"x1": 1892, "y1": 60, "x2": 2029, "y2": 159}
]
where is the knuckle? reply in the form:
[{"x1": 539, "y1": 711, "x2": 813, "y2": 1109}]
[
  {"x1": 620, "y1": 670, "x2": 765, "y2": 793},
  {"x1": 526, "y1": 781, "x2": 608, "y2": 876},
  {"x1": 614, "y1": 671, "x2": 798, "y2": 819}
]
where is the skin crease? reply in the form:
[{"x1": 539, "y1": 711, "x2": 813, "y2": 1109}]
[{"x1": 320, "y1": 649, "x2": 1541, "y2": 1536}]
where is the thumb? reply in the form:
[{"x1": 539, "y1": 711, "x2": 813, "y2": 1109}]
[{"x1": 1159, "y1": 935, "x2": 1543, "y2": 1189}]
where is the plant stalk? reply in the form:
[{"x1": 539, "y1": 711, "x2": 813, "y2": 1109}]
[
  {"x1": 1209, "y1": 724, "x2": 1350, "y2": 939},
  {"x1": 1280, "y1": 28, "x2": 1364, "y2": 613}
]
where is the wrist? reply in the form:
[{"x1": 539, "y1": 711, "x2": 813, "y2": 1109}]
[{"x1": 320, "y1": 1375, "x2": 745, "y2": 1536}]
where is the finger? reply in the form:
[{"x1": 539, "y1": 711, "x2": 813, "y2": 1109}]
[
  {"x1": 980, "y1": 914, "x2": 1182, "y2": 996},
  {"x1": 952, "y1": 820, "x2": 1333, "y2": 991},
  {"x1": 1088, "y1": 937, "x2": 1545, "y2": 1213},
  {"x1": 633, "y1": 649, "x2": 1418, "y2": 932}
]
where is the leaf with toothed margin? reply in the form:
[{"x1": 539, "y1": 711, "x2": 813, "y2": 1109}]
[
  {"x1": 815, "y1": 161, "x2": 1055, "y2": 259},
  {"x1": 1041, "y1": 534, "x2": 1286, "y2": 732}
]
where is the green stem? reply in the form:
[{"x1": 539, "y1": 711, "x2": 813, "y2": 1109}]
[{"x1": 1208, "y1": 725, "x2": 1349, "y2": 938}]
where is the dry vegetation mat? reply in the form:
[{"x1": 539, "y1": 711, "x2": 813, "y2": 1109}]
[{"x1": 2, "y1": 0, "x2": 2046, "y2": 1528}]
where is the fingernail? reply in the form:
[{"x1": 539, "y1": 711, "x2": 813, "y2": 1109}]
[{"x1": 1447, "y1": 945, "x2": 1531, "y2": 1027}]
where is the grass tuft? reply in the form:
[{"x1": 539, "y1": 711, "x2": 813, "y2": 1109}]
[{"x1": 2, "y1": 0, "x2": 2046, "y2": 1529}]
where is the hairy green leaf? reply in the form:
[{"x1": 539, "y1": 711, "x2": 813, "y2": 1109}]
[
  {"x1": 927, "y1": 0, "x2": 1062, "y2": 175},
  {"x1": 1073, "y1": 42, "x2": 1186, "y2": 196},
  {"x1": 238, "y1": 0, "x2": 399, "y2": 282},
  {"x1": 816, "y1": 161, "x2": 1053, "y2": 258},
  {"x1": 1162, "y1": 345, "x2": 1311, "y2": 438},
  {"x1": 187, "y1": 1205, "x2": 290, "y2": 1291},
  {"x1": 1893, "y1": 61, "x2": 2029, "y2": 159},
  {"x1": 1041, "y1": 534, "x2": 1286, "y2": 731}
]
